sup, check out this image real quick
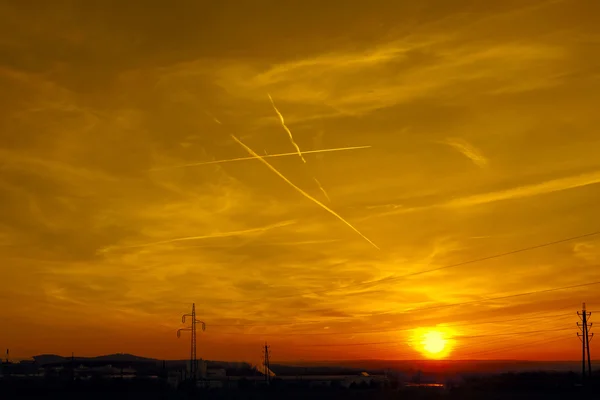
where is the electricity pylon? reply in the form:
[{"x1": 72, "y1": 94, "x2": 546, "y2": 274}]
[
  {"x1": 577, "y1": 302, "x2": 593, "y2": 381},
  {"x1": 263, "y1": 342, "x2": 271, "y2": 385},
  {"x1": 177, "y1": 303, "x2": 206, "y2": 381}
]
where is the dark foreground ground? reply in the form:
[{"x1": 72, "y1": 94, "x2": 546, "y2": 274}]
[{"x1": 1, "y1": 378, "x2": 600, "y2": 400}]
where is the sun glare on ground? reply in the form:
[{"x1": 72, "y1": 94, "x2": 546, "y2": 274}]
[{"x1": 411, "y1": 328, "x2": 455, "y2": 359}]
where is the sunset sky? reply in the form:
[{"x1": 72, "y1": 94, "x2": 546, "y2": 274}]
[{"x1": 1, "y1": 0, "x2": 600, "y2": 364}]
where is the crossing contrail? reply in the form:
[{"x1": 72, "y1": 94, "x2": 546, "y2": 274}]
[
  {"x1": 268, "y1": 93, "x2": 306, "y2": 163},
  {"x1": 268, "y1": 93, "x2": 332, "y2": 202},
  {"x1": 149, "y1": 146, "x2": 371, "y2": 171},
  {"x1": 230, "y1": 134, "x2": 380, "y2": 250},
  {"x1": 314, "y1": 177, "x2": 331, "y2": 202}
]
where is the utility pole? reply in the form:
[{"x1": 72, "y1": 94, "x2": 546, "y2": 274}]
[
  {"x1": 577, "y1": 302, "x2": 593, "y2": 381},
  {"x1": 177, "y1": 303, "x2": 206, "y2": 382},
  {"x1": 263, "y1": 342, "x2": 271, "y2": 385}
]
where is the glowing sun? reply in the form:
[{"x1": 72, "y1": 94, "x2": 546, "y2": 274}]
[
  {"x1": 411, "y1": 328, "x2": 453, "y2": 359},
  {"x1": 422, "y1": 331, "x2": 446, "y2": 355}
]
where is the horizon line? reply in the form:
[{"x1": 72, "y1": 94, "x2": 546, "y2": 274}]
[{"x1": 19, "y1": 353, "x2": 599, "y2": 364}]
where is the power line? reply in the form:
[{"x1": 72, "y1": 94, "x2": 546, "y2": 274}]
[
  {"x1": 210, "y1": 319, "x2": 335, "y2": 327},
  {"x1": 298, "y1": 327, "x2": 573, "y2": 347},
  {"x1": 209, "y1": 309, "x2": 573, "y2": 331},
  {"x1": 446, "y1": 332, "x2": 553, "y2": 355},
  {"x1": 331, "y1": 328, "x2": 576, "y2": 358},
  {"x1": 221, "y1": 231, "x2": 600, "y2": 303},
  {"x1": 455, "y1": 327, "x2": 572, "y2": 339},
  {"x1": 446, "y1": 311, "x2": 573, "y2": 327},
  {"x1": 400, "y1": 280, "x2": 600, "y2": 313},
  {"x1": 339, "y1": 330, "x2": 573, "y2": 358},
  {"x1": 387, "y1": 231, "x2": 600, "y2": 282},
  {"x1": 208, "y1": 282, "x2": 600, "y2": 336},
  {"x1": 210, "y1": 312, "x2": 573, "y2": 336},
  {"x1": 457, "y1": 334, "x2": 573, "y2": 358},
  {"x1": 444, "y1": 320, "x2": 575, "y2": 353},
  {"x1": 320, "y1": 328, "x2": 575, "y2": 359}
]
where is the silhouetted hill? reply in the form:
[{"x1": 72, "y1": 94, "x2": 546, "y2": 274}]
[
  {"x1": 33, "y1": 353, "x2": 155, "y2": 366},
  {"x1": 32, "y1": 355, "x2": 68, "y2": 365},
  {"x1": 92, "y1": 353, "x2": 156, "y2": 362},
  {"x1": 31, "y1": 354, "x2": 258, "y2": 375}
]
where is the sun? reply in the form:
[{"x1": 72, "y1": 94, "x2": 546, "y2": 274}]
[
  {"x1": 410, "y1": 328, "x2": 454, "y2": 359},
  {"x1": 422, "y1": 331, "x2": 446, "y2": 355}
]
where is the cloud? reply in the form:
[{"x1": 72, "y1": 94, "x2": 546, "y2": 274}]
[
  {"x1": 0, "y1": 148, "x2": 116, "y2": 186},
  {"x1": 442, "y1": 138, "x2": 489, "y2": 168},
  {"x1": 100, "y1": 219, "x2": 297, "y2": 253},
  {"x1": 445, "y1": 169, "x2": 600, "y2": 208},
  {"x1": 211, "y1": 39, "x2": 567, "y2": 123},
  {"x1": 573, "y1": 241, "x2": 600, "y2": 264},
  {"x1": 372, "y1": 169, "x2": 600, "y2": 219}
]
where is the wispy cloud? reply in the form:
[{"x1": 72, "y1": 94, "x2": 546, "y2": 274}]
[
  {"x1": 369, "y1": 169, "x2": 600, "y2": 220},
  {"x1": 214, "y1": 40, "x2": 567, "y2": 122},
  {"x1": 442, "y1": 138, "x2": 489, "y2": 168},
  {"x1": 0, "y1": 149, "x2": 116, "y2": 184},
  {"x1": 100, "y1": 219, "x2": 296, "y2": 253},
  {"x1": 445, "y1": 170, "x2": 600, "y2": 208},
  {"x1": 573, "y1": 242, "x2": 599, "y2": 264},
  {"x1": 253, "y1": 43, "x2": 410, "y2": 87}
]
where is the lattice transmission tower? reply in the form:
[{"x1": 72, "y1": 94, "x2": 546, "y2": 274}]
[
  {"x1": 577, "y1": 302, "x2": 593, "y2": 381},
  {"x1": 263, "y1": 342, "x2": 271, "y2": 385},
  {"x1": 177, "y1": 303, "x2": 206, "y2": 381}
]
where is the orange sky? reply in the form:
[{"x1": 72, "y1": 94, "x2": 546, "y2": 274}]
[{"x1": 1, "y1": 0, "x2": 600, "y2": 363}]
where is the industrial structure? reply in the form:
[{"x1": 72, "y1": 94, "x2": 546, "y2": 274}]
[
  {"x1": 263, "y1": 342, "x2": 271, "y2": 385},
  {"x1": 176, "y1": 303, "x2": 205, "y2": 381},
  {"x1": 577, "y1": 302, "x2": 594, "y2": 381}
]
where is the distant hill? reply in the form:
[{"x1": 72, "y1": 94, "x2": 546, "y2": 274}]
[
  {"x1": 92, "y1": 354, "x2": 156, "y2": 362},
  {"x1": 33, "y1": 354, "x2": 149, "y2": 364},
  {"x1": 31, "y1": 354, "x2": 258, "y2": 374},
  {"x1": 32, "y1": 355, "x2": 68, "y2": 365}
]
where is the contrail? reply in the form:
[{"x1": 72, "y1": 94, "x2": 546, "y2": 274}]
[
  {"x1": 314, "y1": 177, "x2": 331, "y2": 202},
  {"x1": 100, "y1": 220, "x2": 296, "y2": 252},
  {"x1": 268, "y1": 93, "x2": 306, "y2": 163},
  {"x1": 230, "y1": 134, "x2": 380, "y2": 250},
  {"x1": 268, "y1": 93, "x2": 332, "y2": 202},
  {"x1": 149, "y1": 146, "x2": 371, "y2": 171},
  {"x1": 204, "y1": 110, "x2": 222, "y2": 125}
]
